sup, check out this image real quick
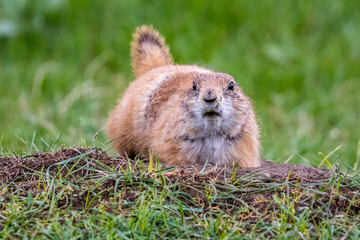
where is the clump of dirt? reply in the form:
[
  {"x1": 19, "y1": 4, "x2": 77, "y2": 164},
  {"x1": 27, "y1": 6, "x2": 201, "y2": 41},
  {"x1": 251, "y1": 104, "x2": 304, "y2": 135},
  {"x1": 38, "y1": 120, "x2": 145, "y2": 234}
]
[
  {"x1": 1, "y1": 147, "x2": 359, "y2": 220},
  {"x1": 177, "y1": 158, "x2": 332, "y2": 184},
  {"x1": 0, "y1": 147, "x2": 122, "y2": 183}
]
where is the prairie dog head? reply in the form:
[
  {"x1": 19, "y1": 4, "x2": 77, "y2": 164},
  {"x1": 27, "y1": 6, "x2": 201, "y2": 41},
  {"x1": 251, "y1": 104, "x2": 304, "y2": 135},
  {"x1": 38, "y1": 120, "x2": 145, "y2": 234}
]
[{"x1": 183, "y1": 72, "x2": 250, "y2": 136}]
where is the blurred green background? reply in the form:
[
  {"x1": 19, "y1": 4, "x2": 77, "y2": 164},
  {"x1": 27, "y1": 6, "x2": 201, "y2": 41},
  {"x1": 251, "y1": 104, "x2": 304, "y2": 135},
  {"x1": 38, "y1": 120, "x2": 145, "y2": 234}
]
[{"x1": 0, "y1": 0, "x2": 359, "y2": 166}]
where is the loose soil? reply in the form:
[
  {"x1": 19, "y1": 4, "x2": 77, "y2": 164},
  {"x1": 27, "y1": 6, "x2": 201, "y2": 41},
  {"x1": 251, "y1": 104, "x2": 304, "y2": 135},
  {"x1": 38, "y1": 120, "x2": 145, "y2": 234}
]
[{"x1": 1, "y1": 147, "x2": 359, "y2": 221}]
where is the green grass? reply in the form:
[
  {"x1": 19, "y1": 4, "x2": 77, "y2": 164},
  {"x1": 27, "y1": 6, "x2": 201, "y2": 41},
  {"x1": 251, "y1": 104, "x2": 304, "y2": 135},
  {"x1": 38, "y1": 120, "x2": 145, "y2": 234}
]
[
  {"x1": 0, "y1": 0, "x2": 359, "y2": 166},
  {"x1": 1, "y1": 147, "x2": 360, "y2": 239},
  {"x1": 1, "y1": 1, "x2": 360, "y2": 238}
]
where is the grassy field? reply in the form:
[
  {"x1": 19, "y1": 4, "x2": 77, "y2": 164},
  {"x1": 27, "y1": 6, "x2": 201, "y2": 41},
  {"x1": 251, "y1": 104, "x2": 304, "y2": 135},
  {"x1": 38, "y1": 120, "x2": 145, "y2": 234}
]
[
  {"x1": 1, "y1": 0, "x2": 360, "y2": 238},
  {"x1": 1, "y1": 0, "x2": 359, "y2": 166}
]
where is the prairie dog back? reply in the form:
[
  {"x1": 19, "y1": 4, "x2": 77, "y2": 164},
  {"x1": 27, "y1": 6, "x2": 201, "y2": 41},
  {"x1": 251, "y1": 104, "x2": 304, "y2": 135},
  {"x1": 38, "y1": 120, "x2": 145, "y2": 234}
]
[{"x1": 106, "y1": 25, "x2": 261, "y2": 168}]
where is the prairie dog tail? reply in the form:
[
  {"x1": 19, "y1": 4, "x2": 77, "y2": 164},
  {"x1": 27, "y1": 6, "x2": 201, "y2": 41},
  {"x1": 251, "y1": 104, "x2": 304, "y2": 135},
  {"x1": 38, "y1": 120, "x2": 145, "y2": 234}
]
[{"x1": 131, "y1": 25, "x2": 173, "y2": 78}]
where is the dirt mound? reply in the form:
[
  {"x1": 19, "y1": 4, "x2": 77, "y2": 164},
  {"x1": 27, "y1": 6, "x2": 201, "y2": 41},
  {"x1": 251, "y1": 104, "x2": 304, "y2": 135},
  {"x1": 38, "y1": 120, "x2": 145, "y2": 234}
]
[
  {"x1": 1, "y1": 147, "x2": 359, "y2": 220},
  {"x1": 0, "y1": 147, "x2": 330, "y2": 183}
]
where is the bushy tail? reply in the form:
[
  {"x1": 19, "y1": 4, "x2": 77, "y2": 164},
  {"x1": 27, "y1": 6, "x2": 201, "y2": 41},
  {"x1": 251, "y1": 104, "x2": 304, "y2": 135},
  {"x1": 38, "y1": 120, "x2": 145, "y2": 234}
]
[{"x1": 131, "y1": 25, "x2": 173, "y2": 78}]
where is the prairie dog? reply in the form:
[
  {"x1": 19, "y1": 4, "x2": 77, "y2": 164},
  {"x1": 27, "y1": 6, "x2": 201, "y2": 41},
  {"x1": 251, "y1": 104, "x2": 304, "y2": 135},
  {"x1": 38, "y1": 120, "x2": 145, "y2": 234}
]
[{"x1": 106, "y1": 25, "x2": 261, "y2": 168}]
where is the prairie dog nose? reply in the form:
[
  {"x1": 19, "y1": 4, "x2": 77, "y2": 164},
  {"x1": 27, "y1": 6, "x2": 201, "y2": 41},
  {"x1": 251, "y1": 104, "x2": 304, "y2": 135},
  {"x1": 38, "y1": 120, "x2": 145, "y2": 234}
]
[{"x1": 203, "y1": 89, "x2": 217, "y2": 103}]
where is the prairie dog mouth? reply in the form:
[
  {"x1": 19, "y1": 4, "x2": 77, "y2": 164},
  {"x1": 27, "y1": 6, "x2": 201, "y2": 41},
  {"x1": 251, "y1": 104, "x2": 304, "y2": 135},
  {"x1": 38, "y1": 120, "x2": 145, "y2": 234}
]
[{"x1": 203, "y1": 111, "x2": 221, "y2": 118}]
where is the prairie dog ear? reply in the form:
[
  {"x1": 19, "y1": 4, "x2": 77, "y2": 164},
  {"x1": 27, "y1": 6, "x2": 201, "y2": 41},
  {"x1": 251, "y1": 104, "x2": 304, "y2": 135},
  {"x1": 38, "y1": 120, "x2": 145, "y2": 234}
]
[{"x1": 131, "y1": 25, "x2": 173, "y2": 78}]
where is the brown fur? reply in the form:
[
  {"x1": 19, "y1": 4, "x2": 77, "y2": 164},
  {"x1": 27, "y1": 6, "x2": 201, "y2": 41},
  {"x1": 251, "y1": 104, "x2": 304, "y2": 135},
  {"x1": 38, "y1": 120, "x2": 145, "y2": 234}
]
[
  {"x1": 131, "y1": 25, "x2": 173, "y2": 78},
  {"x1": 106, "y1": 25, "x2": 261, "y2": 168}
]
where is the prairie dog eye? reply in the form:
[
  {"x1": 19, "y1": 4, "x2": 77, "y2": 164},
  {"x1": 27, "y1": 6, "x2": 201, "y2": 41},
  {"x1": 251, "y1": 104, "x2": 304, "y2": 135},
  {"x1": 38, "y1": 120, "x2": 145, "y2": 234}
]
[
  {"x1": 193, "y1": 82, "x2": 197, "y2": 90},
  {"x1": 228, "y1": 81, "x2": 234, "y2": 90}
]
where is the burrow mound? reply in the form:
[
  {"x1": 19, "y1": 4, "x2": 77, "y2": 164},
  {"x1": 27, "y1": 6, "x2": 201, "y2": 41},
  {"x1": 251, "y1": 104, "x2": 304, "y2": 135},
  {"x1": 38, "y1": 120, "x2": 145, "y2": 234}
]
[
  {"x1": 1, "y1": 147, "x2": 359, "y2": 220},
  {"x1": 0, "y1": 147, "x2": 330, "y2": 183}
]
